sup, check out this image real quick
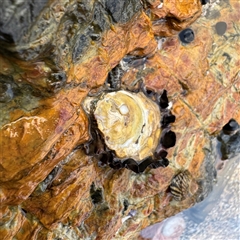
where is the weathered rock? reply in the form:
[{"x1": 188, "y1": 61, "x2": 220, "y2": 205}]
[
  {"x1": 0, "y1": 88, "x2": 89, "y2": 205},
  {"x1": 218, "y1": 130, "x2": 240, "y2": 160},
  {"x1": 0, "y1": 0, "x2": 49, "y2": 43},
  {"x1": 0, "y1": 0, "x2": 239, "y2": 239}
]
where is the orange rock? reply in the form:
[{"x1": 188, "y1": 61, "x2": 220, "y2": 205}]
[
  {"x1": 67, "y1": 12, "x2": 157, "y2": 88},
  {"x1": 0, "y1": 206, "x2": 24, "y2": 240},
  {"x1": 150, "y1": 0, "x2": 202, "y2": 36},
  {"x1": 22, "y1": 149, "x2": 95, "y2": 229},
  {"x1": 0, "y1": 88, "x2": 89, "y2": 205},
  {"x1": 150, "y1": 0, "x2": 201, "y2": 21},
  {"x1": 0, "y1": 0, "x2": 239, "y2": 239}
]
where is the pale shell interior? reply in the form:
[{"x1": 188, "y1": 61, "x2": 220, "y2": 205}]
[{"x1": 94, "y1": 90, "x2": 161, "y2": 160}]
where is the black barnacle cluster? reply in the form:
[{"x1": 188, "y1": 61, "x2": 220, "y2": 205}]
[{"x1": 83, "y1": 65, "x2": 177, "y2": 173}]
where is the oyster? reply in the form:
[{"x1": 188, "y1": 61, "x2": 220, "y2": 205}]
[
  {"x1": 94, "y1": 90, "x2": 161, "y2": 160},
  {"x1": 83, "y1": 88, "x2": 176, "y2": 173}
]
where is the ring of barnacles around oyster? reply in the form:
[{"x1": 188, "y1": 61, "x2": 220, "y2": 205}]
[{"x1": 82, "y1": 71, "x2": 177, "y2": 174}]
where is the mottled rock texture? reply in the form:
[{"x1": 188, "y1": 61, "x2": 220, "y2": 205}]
[{"x1": 0, "y1": 0, "x2": 239, "y2": 239}]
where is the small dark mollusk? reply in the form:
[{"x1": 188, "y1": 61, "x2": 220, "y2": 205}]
[
  {"x1": 162, "y1": 114, "x2": 176, "y2": 128},
  {"x1": 201, "y1": 0, "x2": 209, "y2": 5},
  {"x1": 154, "y1": 148, "x2": 168, "y2": 159},
  {"x1": 158, "y1": 90, "x2": 169, "y2": 109},
  {"x1": 107, "y1": 153, "x2": 169, "y2": 173},
  {"x1": 161, "y1": 130, "x2": 176, "y2": 148},
  {"x1": 99, "y1": 152, "x2": 114, "y2": 166},
  {"x1": 222, "y1": 118, "x2": 239, "y2": 135},
  {"x1": 123, "y1": 157, "x2": 169, "y2": 173},
  {"x1": 215, "y1": 22, "x2": 227, "y2": 36},
  {"x1": 170, "y1": 170, "x2": 199, "y2": 201},
  {"x1": 179, "y1": 28, "x2": 195, "y2": 44}
]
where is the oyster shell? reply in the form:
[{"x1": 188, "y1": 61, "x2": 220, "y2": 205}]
[{"x1": 89, "y1": 90, "x2": 162, "y2": 160}]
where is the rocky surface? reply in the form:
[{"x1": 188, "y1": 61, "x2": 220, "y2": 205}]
[
  {"x1": 140, "y1": 148, "x2": 240, "y2": 239},
  {"x1": 0, "y1": 0, "x2": 239, "y2": 239}
]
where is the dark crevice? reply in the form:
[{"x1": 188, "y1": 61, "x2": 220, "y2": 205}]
[
  {"x1": 21, "y1": 208, "x2": 27, "y2": 216},
  {"x1": 178, "y1": 79, "x2": 190, "y2": 94},
  {"x1": 90, "y1": 182, "x2": 103, "y2": 205},
  {"x1": 105, "y1": 64, "x2": 123, "y2": 90},
  {"x1": 123, "y1": 199, "x2": 129, "y2": 213},
  {"x1": 39, "y1": 166, "x2": 62, "y2": 192}
]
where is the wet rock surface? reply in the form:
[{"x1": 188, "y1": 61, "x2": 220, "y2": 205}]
[
  {"x1": 0, "y1": 0, "x2": 239, "y2": 239},
  {"x1": 0, "y1": 0, "x2": 49, "y2": 43},
  {"x1": 218, "y1": 130, "x2": 240, "y2": 160}
]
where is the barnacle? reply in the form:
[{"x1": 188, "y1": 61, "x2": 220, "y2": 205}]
[{"x1": 170, "y1": 170, "x2": 199, "y2": 201}]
